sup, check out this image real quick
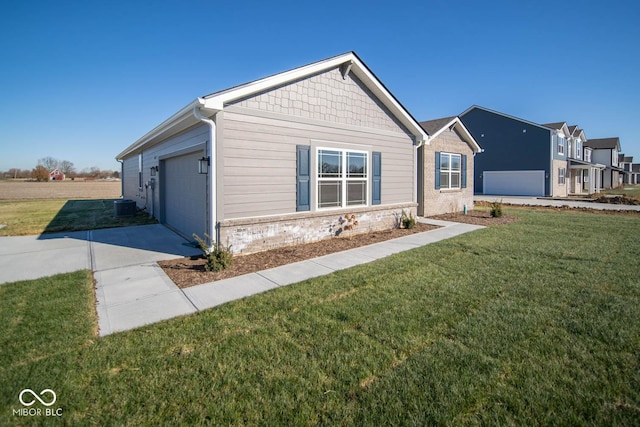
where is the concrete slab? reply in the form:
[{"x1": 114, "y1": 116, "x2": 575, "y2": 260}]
[
  {"x1": 183, "y1": 273, "x2": 280, "y2": 310},
  {"x1": 258, "y1": 260, "x2": 335, "y2": 287},
  {"x1": 90, "y1": 225, "x2": 200, "y2": 270},
  {"x1": 0, "y1": 234, "x2": 90, "y2": 284},
  {"x1": 311, "y1": 249, "x2": 377, "y2": 270},
  {"x1": 95, "y1": 264, "x2": 178, "y2": 306},
  {"x1": 99, "y1": 290, "x2": 198, "y2": 335}
]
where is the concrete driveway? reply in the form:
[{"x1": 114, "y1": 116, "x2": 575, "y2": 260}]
[
  {"x1": 475, "y1": 195, "x2": 640, "y2": 211},
  {"x1": 0, "y1": 224, "x2": 202, "y2": 335}
]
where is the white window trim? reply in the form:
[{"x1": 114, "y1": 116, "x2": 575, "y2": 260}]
[
  {"x1": 315, "y1": 146, "x2": 370, "y2": 210},
  {"x1": 575, "y1": 140, "x2": 582, "y2": 159},
  {"x1": 440, "y1": 152, "x2": 462, "y2": 190},
  {"x1": 558, "y1": 167, "x2": 566, "y2": 185},
  {"x1": 558, "y1": 136, "x2": 565, "y2": 155}
]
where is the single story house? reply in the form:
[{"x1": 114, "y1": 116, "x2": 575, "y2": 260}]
[
  {"x1": 417, "y1": 116, "x2": 481, "y2": 216},
  {"x1": 460, "y1": 106, "x2": 570, "y2": 197},
  {"x1": 116, "y1": 52, "x2": 428, "y2": 254}
]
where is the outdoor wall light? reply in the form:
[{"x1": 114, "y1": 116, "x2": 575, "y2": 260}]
[
  {"x1": 150, "y1": 166, "x2": 158, "y2": 176},
  {"x1": 198, "y1": 156, "x2": 210, "y2": 174}
]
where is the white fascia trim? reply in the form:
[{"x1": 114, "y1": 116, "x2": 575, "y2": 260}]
[
  {"x1": 201, "y1": 53, "x2": 428, "y2": 144},
  {"x1": 116, "y1": 99, "x2": 221, "y2": 160},
  {"x1": 116, "y1": 99, "x2": 201, "y2": 160},
  {"x1": 427, "y1": 117, "x2": 482, "y2": 153}
]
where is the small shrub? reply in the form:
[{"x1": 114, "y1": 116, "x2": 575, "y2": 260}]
[
  {"x1": 401, "y1": 210, "x2": 416, "y2": 229},
  {"x1": 193, "y1": 233, "x2": 233, "y2": 272},
  {"x1": 490, "y1": 200, "x2": 503, "y2": 218}
]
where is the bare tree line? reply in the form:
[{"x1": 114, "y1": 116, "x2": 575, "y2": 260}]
[{"x1": 1, "y1": 156, "x2": 119, "y2": 180}]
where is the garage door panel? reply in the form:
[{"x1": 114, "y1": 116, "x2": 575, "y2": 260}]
[
  {"x1": 162, "y1": 152, "x2": 207, "y2": 238},
  {"x1": 483, "y1": 170, "x2": 544, "y2": 196}
]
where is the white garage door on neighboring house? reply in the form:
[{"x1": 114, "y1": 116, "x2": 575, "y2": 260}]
[
  {"x1": 483, "y1": 170, "x2": 545, "y2": 196},
  {"x1": 162, "y1": 151, "x2": 207, "y2": 239}
]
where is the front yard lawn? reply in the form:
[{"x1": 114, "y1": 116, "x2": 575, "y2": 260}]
[
  {"x1": 1, "y1": 208, "x2": 638, "y2": 424},
  {"x1": 0, "y1": 199, "x2": 156, "y2": 236}
]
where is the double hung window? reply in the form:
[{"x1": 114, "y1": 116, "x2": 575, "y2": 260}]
[
  {"x1": 317, "y1": 149, "x2": 367, "y2": 208},
  {"x1": 439, "y1": 153, "x2": 461, "y2": 189},
  {"x1": 558, "y1": 137, "x2": 565, "y2": 155}
]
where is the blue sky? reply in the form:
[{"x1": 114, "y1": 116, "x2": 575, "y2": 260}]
[{"x1": 1, "y1": 0, "x2": 638, "y2": 172}]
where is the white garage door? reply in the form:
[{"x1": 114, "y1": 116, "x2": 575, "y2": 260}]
[
  {"x1": 162, "y1": 151, "x2": 207, "y2": 239},
  {"x1": 483, "y1": 170, "x2": 545, "y2": 196}
]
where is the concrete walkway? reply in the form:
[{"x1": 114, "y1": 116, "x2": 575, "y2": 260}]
[
  {"x1": 1, "y1": 221, "x2": 484, "y2": 336},
  {"x1": 475, "y1": 195, "x2": 640, "y2": 211}
]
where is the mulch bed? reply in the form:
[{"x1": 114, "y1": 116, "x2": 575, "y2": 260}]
[
  {"x1": 159, "y1": 209, "x2": 525, "y2": 289},
  {"x1": 160, "y1": 222, "x2": 442, "y2": 288},
  {"x1": 430, "y1": 208, "x2": 518, "y2": 227}
]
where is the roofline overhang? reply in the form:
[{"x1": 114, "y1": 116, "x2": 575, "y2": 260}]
[
  {"x1": 117, "y1": 52, "x2": 427, "y2": 160},
  {"x1": 426, "y1": 117, "x2": 483, "y2": 153},
  {"x1": 115, "y1": 99, "x2": 221, "y2": 160},
  {"x1": 460, "y1": 105, "x2": 552, "y2": 132}
]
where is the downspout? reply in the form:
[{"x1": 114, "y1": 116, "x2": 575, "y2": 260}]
[
  {"x1": 117, "y1": 159, "x2": 124, "y2": 199},
  {"x1": 414, "y1": 137, "x2": 427, "y2": 214},
  {"x1": 193, "y1": 102, "x2": 218, "y2": 244}
]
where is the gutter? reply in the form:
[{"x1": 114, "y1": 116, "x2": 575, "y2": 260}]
[{"x1": 193, "y1": 99, "x2": 219, "y2": 244}]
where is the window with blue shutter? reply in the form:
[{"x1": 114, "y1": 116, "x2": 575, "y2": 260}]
[
  {"x1": 296, "y1": 145, "x2": 310, "y2": 211},
  {"x1": 435, "y1": 151, "x2": 441, "y2": 189},
  {"x1": 461, "y1": 154, "x2": 467, "y2": 188},
  {"x1": 372, "y1": 151, "x2": 381, "y2": 205}
]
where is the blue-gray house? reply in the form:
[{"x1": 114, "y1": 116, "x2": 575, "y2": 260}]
[{"x1": 460, "y1": 105, "x2": 569, "y2": 197}]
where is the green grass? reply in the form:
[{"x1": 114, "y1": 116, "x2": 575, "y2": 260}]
[
  {"x1": 0, "y1": 199, "x2": 157, "y2": 236},
  {"x1": 1, "y1": 209, "x2": 639, "y2": 425}
]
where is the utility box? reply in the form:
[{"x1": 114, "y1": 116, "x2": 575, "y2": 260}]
[{"x1": 114, "y1": 199, "x2": 136, "y2": 217}]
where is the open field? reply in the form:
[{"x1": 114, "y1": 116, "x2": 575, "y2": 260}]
[
  {"x1": 0, "y1": 180, "x2": 121, "y2": 200},
  {"x1": 1, "y1": 208, "x2": 638, "y2": 425}
]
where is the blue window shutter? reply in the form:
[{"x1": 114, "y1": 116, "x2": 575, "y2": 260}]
[
  {"x1": 461, "y1": 154, "x2": 467, "y2": 188},
  {"x1": 296, "y1": 145, "x2": 310, "y2": 211},
  {"x1": 435, "y1": 152, "x2": 441, "y2": 190},
  {"x1": 372, "y1": 151, "x2": 381, "y2": 205}
]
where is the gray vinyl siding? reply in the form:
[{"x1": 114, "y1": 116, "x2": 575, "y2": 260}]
[
  {"x1": 121, "y1": 156, "x2": 140, "y2": 204},
  {"x1": 221, "y1": 109, "x2": 413, "y2": 220}
]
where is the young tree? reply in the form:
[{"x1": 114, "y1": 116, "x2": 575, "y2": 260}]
[{"x1": 32, "y1": 165, "x2": 50, "y2": 182}]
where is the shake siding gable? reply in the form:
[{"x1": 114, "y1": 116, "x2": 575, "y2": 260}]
[{"x1": 230, "y1": 68, "x2": 411, "y2": 136}]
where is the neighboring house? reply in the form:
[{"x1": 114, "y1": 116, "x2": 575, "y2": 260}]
[
  {"x1": 459, "y1": 106, "x2": 570, "y2": 197},
  {"x1": 49, "y1": 169, "x2": 65, "y2": 181},
  {"x1": 632, "y1": 164, "x2": 640, "y2": 185},
  {"x1": 116, "y1": 52, "x2": 428, "y2": 254},
  {"x1": 417, "y1": 116, "x2": 481, "y2": 216},
  {"x1": 546, "y1": 123, "x2": 604, "y2": 194},
  {"x1": 584, "y1": 137, "x2": 624, "y2": 189},
  {"x1": 620, "y1": 155, "x2": 634, "y2": 184}
]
